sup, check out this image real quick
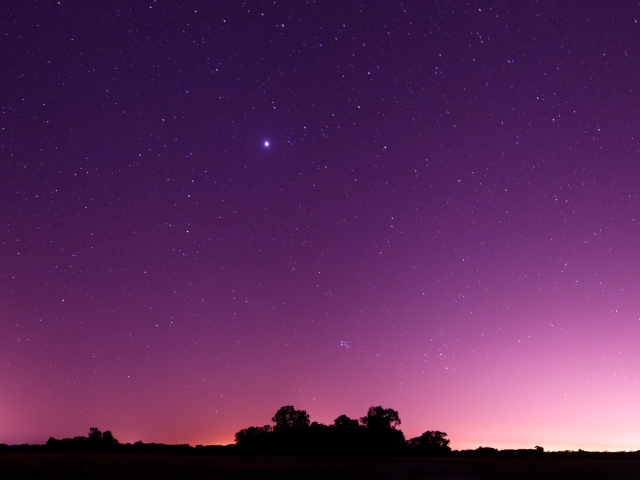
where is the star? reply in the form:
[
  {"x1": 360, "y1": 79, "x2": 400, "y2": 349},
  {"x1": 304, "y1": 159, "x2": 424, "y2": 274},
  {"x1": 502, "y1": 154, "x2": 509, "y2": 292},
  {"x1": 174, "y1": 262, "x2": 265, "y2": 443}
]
[{"x1": 264, "y1": 141, "x2": 269, "y2": 147}]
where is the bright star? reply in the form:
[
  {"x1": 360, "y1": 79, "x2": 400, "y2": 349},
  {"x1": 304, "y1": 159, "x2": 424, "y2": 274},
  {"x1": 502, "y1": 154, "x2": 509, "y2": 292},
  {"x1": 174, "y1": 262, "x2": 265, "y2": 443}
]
[{"x1": 264, "y1": 141, "x2": 270, "y2": 147}]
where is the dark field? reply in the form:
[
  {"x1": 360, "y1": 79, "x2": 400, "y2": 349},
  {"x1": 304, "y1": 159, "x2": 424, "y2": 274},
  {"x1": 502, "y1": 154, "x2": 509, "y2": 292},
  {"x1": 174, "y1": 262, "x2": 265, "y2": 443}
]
[{"x1": 2, "y1": 452, "x2": 640, "y2": 479}]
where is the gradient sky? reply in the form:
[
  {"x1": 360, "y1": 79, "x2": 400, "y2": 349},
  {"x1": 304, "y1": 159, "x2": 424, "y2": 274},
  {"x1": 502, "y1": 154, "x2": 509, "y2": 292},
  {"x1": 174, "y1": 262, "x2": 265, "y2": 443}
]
[{"x1": 3, "y1": 1, "x2": 640, "y2": 451}]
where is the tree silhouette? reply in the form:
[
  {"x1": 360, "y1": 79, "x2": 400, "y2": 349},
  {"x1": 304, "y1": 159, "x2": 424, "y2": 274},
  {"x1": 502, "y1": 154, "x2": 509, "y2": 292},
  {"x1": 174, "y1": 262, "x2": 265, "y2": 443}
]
[
  {"x1": 102, "y1": 431, "x2": 119, "y2": 445},
  {"x1": 334, "y1": 414, "x2": 359, "y2": 429},
  {"x1": 232, "y1": 404, "x2": 446, "y2": 456},
  {"x1": 272, "y1": 405, "x2": 310, "y2": 430},
  {"x1": 358, "y1": 406, "x2": 406, "y2": 456},
  {"x1": 359, "y1": 406, "x2": 401, "y2": 430},
  {"x1": 234, "y1": 425, "x2": 273, "y2": 452},
  {"x1": 88, "y1": 428, "x2": 102, "y2": 442},
  {"x1": 408, "y1": 430, "x2": 451, "y2": 456}
]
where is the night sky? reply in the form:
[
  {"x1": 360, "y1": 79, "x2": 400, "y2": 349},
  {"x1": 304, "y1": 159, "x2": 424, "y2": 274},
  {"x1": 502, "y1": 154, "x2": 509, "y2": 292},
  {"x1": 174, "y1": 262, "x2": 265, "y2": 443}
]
[{"x1": 3, "y1": 1, "x2": 640, "y2": 451}]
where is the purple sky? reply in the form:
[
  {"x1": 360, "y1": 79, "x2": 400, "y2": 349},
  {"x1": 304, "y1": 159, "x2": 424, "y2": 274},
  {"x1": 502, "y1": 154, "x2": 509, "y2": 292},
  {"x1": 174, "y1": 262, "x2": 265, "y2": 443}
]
[{"x1": 3, "y1": 1, "x2": 640, "y2": 451}]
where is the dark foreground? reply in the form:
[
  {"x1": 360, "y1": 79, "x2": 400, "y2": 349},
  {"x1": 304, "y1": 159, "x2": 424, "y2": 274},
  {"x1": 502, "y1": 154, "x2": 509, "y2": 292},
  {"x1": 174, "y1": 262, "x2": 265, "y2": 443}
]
[{"x1": 2, "y1": 452, "x2": 640, "y2": 479}]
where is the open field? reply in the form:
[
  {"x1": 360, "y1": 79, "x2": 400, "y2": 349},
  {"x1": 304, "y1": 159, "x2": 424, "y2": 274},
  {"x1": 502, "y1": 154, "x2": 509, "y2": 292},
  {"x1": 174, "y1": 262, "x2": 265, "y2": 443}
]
[{"x1": 2, "y1": 452, "x2": 640, "y2": 479}]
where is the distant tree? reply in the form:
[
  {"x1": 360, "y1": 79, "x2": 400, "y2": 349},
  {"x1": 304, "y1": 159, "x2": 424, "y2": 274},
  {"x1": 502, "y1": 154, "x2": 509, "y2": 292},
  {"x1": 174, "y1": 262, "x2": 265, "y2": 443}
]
[
  {"x1": 476, "y1": 446, "x2": 499, "y2": 454},
  {"x1": 535, "y1": 446, "x2": 544, "y2": 453},
  {"x1": 102, "y1": 431, "x2": 119, "y2": 445},
  {"x1": 235, "y1": 425, "x2": 272, "y2": 443},
  {"x1": 234, "y1": 425, "x2": 273, "y2": 452},
  {"x1": 334, "y1": 414, "x2": 359, "y2": 429},
  {"x1": 359, "y1": 406, "x2": 406, "y2": 456},
  {"x1": 408, "y1": 430, "x2": 451, "y2": 456},
  {"x1": 359, "y1": 406, "x2": 401, "y2": 430},
  {"x1": 272, "y1": 406, "x2": 310, "y2": 430},
  {"x1": 88, "y1": 428, "x2": 102, "y2": 442}
]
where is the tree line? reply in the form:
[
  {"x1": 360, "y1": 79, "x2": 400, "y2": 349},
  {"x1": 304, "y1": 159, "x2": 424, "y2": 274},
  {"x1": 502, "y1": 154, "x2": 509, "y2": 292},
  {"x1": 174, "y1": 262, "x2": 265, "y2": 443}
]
[
  {"x1": 13, "y1": 405, "x2": 450, "y2": 456},
  {"x1": 42, "y1": 428, "x2": 229, "y2": 454},
  {"x1": 234, "y1": 405, "x2": 451, "y2": 456}
]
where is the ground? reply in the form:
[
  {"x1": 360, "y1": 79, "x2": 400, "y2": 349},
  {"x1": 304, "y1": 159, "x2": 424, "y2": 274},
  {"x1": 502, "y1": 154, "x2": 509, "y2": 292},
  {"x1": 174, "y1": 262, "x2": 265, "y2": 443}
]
[{"x1": 1, "y1": 452, "x2": 640, "y2": 479}]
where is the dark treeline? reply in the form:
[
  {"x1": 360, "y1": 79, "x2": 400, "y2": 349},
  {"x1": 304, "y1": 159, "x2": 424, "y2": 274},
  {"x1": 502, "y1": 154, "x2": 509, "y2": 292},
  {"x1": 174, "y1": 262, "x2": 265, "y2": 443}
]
[
  {"x1": 234, "y1": 405, "x2": 451, "y2": 456},
  {"x1": 5, "y1": 405, "x2": 630, "y2": 457},
  {"x1": 0, "y1": 405, "x2": 451, "y2": 457},
  {"x1": 0, "y1": 428, "x2": 237, "y2": 455}
]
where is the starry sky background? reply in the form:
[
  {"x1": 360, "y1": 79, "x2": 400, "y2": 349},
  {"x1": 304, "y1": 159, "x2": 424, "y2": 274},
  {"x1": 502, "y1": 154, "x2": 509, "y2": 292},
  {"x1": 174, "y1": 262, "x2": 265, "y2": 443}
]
[{"x1": 3, "y1": 1, "x2": 640, "y2": 451}]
